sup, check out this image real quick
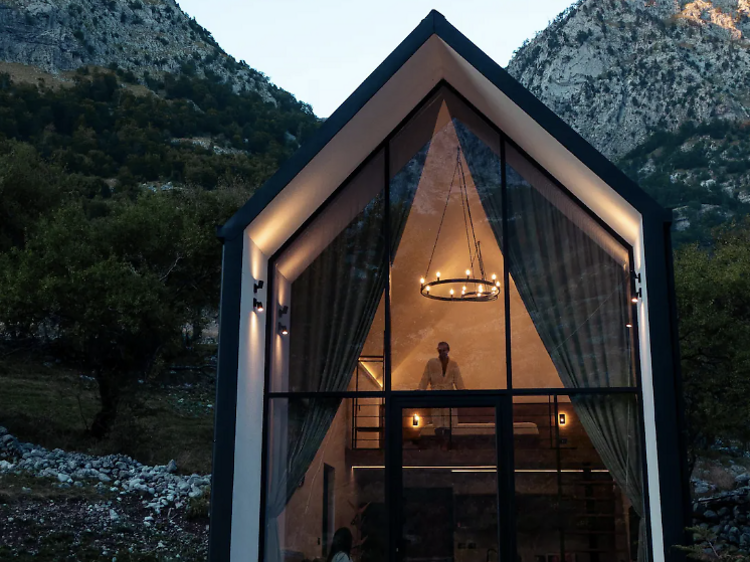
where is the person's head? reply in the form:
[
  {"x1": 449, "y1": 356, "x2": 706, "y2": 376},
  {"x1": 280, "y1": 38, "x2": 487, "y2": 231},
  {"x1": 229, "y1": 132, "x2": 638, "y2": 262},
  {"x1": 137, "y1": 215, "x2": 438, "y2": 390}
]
[
  {"x1": 437, "y1": 341, "x2": 450, "y2": 360},
  {"x1": 327, "y1": 527, "x2": 353, "y2": 562}
]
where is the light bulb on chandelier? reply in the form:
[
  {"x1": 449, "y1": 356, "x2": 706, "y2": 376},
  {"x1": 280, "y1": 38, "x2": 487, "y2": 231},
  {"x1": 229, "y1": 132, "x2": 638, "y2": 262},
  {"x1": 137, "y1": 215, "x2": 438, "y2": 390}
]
[{"x1": 418, "y1": 146, "x2": 501, "y2": 303}]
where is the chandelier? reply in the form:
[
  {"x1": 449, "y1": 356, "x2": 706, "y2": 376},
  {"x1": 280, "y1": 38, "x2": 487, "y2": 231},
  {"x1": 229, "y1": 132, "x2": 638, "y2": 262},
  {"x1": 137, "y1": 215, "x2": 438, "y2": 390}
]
[{"x1": 420, "y1": 145, "x2": 500, "y2": 302}]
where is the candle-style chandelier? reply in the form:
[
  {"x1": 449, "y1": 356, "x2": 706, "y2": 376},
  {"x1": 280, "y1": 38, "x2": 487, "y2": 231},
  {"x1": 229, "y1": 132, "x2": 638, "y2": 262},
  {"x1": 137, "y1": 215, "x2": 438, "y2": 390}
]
[{"x1": 420, "y1": 145, "x2": 500, "y2": 302}]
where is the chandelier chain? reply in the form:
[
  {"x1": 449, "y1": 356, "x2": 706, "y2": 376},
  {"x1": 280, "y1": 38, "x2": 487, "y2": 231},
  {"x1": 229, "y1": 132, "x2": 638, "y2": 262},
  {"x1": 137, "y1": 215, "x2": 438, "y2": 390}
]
[
  {"x1": 456, "y1": 148, "x2": 485, "y2": 279},
  {"x1": 423, "y1": 147, "x2": 461, "y2": 279}
]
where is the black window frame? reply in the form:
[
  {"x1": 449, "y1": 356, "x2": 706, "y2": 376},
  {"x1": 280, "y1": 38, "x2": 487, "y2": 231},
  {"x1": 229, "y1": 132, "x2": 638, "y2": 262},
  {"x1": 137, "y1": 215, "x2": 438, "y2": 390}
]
[{"x1": 257, "y1": 80, "x2": 652, "y2": 562}]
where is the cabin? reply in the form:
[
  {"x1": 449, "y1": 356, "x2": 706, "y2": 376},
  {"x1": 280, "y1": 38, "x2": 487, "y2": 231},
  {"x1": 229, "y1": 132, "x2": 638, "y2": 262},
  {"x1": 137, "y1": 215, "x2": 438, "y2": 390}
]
[{"x1": 208, "y1": 11, "x2": 689, "y2": 562}]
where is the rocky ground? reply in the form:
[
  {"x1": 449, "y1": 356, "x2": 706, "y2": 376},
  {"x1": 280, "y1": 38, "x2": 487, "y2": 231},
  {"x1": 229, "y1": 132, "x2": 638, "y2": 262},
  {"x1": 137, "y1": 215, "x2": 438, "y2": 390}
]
[
  {"x1": 690, "y1": 457, "x2": 750, "y2": 558},
  {"x1": 0, "y1": 427, "x2": 209, "y2": 561}
]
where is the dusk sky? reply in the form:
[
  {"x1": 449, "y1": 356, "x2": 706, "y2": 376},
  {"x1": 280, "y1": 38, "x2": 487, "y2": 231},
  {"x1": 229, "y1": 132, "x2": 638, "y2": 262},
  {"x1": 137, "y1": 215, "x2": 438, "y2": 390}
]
[{"x1": 177, "y1": 1, "x2": 575, "y2": 116}]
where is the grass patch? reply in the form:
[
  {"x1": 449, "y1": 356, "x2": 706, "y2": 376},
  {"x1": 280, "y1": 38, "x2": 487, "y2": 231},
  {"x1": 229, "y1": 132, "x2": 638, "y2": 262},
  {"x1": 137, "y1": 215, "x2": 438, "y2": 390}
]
[
  {"x1": 186, "y1": 485, "x2": 211, "y2": 521},
  {"x1": 0, "y1": 351, "x2": 214, "y2": 474},
  {"x1": 0, "y1": 473, "x2": 115, "y2": 504}
]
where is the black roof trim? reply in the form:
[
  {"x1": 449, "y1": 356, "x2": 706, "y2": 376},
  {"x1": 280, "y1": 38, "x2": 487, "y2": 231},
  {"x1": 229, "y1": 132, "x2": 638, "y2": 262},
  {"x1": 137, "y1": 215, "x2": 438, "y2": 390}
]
[{"x1": 218, "y1": 10, "x2": 670, "y2": 242}]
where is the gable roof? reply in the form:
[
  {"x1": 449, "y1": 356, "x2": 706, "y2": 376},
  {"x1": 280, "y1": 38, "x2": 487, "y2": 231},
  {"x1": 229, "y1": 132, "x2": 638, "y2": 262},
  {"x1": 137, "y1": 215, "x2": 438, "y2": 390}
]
[{"x1": 217, "y1": 10, "x2": 670, "y2": 248}]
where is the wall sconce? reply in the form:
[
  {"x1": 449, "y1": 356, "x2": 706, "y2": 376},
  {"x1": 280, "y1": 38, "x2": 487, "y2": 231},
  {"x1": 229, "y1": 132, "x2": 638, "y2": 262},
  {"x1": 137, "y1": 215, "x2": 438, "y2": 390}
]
[
  {"x1": 558, "y1": 413, "x2": 566, "y2": 426},
  {"x1": 278, "y1": 305, "x2": 289, "y2": 317},
  {"x1": 631, "y1": 287, "x2": 642, "y2": 304},
  {"x1": 254, "y1": 280, "x2": 264, "y2": 294},
  {"x1": 412, "y1": 414, "x2": 420, "y2": 427},
  {"x1": 278, "y1": 323, "x2": 289, "y2": 336},
  {"x1": 253, "y1": 298, "x2": 264, "y2": 312}
]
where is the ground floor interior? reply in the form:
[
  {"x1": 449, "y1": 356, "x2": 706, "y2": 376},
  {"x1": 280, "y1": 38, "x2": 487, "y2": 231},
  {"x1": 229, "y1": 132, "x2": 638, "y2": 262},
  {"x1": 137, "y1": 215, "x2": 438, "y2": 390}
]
[{"x1": 265, "y1": 388, "x2": 646, "y2": 562}]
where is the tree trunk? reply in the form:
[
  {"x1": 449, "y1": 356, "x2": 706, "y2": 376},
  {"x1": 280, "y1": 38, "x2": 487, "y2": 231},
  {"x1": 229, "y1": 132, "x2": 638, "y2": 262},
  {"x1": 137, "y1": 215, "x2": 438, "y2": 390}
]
[{"x1": 91, "y1": 371, "x2": 120, "y2": 439}]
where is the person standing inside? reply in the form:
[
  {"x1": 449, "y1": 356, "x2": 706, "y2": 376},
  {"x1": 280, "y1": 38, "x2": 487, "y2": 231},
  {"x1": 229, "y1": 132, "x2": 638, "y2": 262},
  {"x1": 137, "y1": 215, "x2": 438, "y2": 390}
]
[{"x1": 418, "y1": 341, "x2": 465, "y2": 447}]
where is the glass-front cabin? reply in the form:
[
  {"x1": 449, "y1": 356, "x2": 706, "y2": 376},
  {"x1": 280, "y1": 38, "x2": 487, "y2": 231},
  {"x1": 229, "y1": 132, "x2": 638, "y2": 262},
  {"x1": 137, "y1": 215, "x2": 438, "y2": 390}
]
[{"x1": 209, "y1": 12, "x2": 688, "y2": 562}]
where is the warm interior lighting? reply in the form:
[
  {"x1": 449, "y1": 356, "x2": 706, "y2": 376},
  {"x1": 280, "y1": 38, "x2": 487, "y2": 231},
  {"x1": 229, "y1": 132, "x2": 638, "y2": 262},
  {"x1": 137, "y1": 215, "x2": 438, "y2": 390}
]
[
  {"x1": 558, "y1": 413, "x2": 566, "y2": 426},
  {"x1": 412, "y1": 414, "x2": 420, "y2": 427},
  {"x1": 253, "y1": 298, "x2": 264, "y2": 312},
  {"x1": 419, "y1": 146, "x2": 499, "y2": 303}
]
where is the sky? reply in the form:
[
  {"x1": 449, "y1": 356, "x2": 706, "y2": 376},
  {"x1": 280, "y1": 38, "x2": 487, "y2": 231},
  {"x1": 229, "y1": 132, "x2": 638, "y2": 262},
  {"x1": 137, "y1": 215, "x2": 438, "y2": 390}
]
[{"x1": 176, "y1": 0, "x2": 575, "y2": 117}]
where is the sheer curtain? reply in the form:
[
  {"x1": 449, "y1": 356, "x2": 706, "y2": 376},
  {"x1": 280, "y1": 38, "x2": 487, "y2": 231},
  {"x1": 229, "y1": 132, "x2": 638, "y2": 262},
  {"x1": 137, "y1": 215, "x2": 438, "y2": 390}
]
[
  {"x1": 456, "y1": 126, "x2": 648, "y2": 561},
  {"x1": 264, "y1": 153, "x2": 422, "y2": 562},
  {"x1": 502, "y1": 145, "x2": 647, "y2": 562}
]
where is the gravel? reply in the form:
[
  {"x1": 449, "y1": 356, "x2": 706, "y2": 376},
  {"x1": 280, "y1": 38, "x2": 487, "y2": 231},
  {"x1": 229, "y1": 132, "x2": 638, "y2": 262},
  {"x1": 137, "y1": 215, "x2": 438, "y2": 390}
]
[{"x1": 0, "y1": 426, "x2": 210, "y2": 514}]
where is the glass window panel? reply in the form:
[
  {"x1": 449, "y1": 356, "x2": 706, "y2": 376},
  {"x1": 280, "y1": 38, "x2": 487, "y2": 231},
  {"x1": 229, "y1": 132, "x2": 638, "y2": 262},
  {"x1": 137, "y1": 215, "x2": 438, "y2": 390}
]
[
  {"x1": 265, "y1": 397, "x2": 385, "y2": 562},
  {"x1": 389, "y1": 87, "x2": 506, "y2": 390},
  {"x1": 271, "y1": 151, "x2": 386, "y2": 392},
  {"x1": 506, "y1": 143, "x2": 637, "y2": 388},
  {"x1": 399, "y1": 404, "x2": 499, "y2": 561},
  {"x1": 513, "y1": 394, "x2": 648, "y2": 562}
]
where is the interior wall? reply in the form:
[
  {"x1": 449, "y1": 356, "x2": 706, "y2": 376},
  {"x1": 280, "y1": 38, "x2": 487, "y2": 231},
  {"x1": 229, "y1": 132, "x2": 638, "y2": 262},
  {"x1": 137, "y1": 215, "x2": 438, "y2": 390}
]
[
  {"x1": 362, "y1": 112, "x2": 562, "y2": 391},
  {"x1": 276, "y1": 402, "x2": 356, "y2": 561}
]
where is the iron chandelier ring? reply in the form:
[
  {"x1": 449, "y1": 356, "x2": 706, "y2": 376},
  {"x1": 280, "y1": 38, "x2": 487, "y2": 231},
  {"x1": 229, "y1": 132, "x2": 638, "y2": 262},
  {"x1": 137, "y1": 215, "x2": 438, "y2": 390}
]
[{"x1": 420, "y1": 278, "x2": 501, "y2": 302}]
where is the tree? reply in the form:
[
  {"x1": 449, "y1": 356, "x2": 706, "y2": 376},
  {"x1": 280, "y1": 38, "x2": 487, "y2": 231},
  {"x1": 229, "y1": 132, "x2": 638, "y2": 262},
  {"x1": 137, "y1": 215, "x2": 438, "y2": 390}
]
[
  {"x1": 0, "y1": 139, "x2": 65, "y2": 252},
  {"x1": 674, "y1": 219, "x2": 750, "y2": 463},
  {"x1": 0, "y1": 186, "x2": 247, "y2": 437}
]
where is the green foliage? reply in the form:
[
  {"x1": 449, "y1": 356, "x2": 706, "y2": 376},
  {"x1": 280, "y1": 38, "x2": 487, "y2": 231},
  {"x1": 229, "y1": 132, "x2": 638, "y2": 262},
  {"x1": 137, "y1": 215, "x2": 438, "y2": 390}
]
[
  {"x1": 0, "y1": 61, "x2": 318, "y2": 437},
  {"x1": 0, "y1": 186, "x2": 247, "y2": 436},
  {"x1": 618, "y1": 120, "x2": 750, "y2": 246},
  {"x1": 0, "y1": 69, "x2": 318, "y2": 190},
  {"x1": 677, "y1": 526, "x2": 750, "y2": 560},
  {"x1": 675, "y1": 219, "x2": 750, "y2": 460}
]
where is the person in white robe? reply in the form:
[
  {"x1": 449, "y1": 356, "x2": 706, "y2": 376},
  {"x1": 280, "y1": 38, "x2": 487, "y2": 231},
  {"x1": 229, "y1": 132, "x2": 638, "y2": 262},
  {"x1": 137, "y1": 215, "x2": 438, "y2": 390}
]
[{"x1": 418, "y1": 341, "x2": 465, "y2": 442}]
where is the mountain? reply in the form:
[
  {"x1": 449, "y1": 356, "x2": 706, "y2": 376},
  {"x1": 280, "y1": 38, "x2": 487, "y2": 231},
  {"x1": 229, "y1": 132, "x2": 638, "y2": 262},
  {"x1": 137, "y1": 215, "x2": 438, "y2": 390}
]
[
  {"x1": 0, "y1": 0, "x2": 321, "y2": 196},
  {"x1": 0, "y1": 0, "x2": 281, "y2": 104},
  {"x1": 507, "y1": 0, "x2": 750, "y2": 244},
  {"x1": 507, "y1": 0, "x2": 750, "y2": 161}
]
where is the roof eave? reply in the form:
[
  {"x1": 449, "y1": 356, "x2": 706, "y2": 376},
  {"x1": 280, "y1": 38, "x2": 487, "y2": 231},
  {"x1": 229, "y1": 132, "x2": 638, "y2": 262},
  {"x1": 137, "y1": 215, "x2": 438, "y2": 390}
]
[
  {"x1": 217, "y1": 11, "x2": 440, "y2": 242},
  {"x1": 218, "y1": 10, "x2": 672, "y2": 243}
]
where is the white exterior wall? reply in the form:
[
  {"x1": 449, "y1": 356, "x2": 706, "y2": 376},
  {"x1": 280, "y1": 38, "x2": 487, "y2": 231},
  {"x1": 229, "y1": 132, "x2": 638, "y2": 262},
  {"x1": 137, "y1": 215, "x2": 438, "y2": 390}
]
[{"x1": 230, "y1": 234, "x2": 268, "y2": 562}]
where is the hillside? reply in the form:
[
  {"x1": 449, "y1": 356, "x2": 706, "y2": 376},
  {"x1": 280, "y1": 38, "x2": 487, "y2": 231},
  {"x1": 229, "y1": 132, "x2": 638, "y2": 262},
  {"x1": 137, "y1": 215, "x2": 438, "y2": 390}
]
[
  {"x1": 507, "y1": 0, "x2": 750, "y2": 161},
  {"x1": 0, "y1": 0, "x2": 284, "y2": 103},
  {"x1": 507, "y1": 0, "x2": 750, "y2": 244}
]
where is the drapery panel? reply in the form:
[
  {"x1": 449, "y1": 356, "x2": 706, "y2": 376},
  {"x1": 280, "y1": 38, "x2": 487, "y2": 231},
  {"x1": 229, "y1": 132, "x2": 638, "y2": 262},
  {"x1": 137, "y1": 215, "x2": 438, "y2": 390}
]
[
  {"x1": 264, "y1": 150, "x2": 422, "y2": 562},
  {"x1": 456, "y1": 127, "x2": 647, "y2": 560}
]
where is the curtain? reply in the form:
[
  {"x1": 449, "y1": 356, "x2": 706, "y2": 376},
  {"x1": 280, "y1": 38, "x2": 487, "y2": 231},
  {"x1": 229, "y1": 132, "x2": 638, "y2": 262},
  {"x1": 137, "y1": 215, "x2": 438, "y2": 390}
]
[
  {"x1": 264, "y1": 152, "x2": 422, "y2": 562},
  {"x1": 456, "y1": 125, "x2": 648, "y2": 561}
]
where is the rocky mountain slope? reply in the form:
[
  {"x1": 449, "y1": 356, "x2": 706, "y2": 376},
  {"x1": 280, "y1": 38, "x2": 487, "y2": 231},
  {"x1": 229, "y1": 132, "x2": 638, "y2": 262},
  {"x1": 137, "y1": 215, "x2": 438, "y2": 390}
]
[
  {"x1": 0, "y1": 0, "x2": 285, "y2": 105},
  {"x1": 507, "y1": 0, "x2": 750, "y2": 161}
]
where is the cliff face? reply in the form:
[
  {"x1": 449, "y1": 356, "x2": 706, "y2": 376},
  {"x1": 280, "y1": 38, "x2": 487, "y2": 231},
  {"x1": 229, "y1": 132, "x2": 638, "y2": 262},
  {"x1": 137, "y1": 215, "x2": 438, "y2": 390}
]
[
  {"x1": 507, "y1": 0, "x2": 750, "y2": 160},
  {"x1": 0, "y1": 0, "x2": 279, "y2": 103}
]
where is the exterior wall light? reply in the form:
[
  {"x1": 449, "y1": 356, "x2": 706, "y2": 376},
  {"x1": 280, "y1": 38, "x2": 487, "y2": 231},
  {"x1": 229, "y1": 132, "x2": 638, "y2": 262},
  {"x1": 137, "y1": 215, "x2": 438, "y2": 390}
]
[
  {"x1": 253, "y1": 298, "x2": 264, "y2": 312},
  {"x1": 631, "y1": 287, "x2": 642, "y2": 303},
  {"x1": 412, "y1": 414, "x2": 420, "y2": 427},
  {"x1": 558, "y1": 413, "x2": 566, "y2": 426},
  {"x1": 278, "y1": 323, "x2": 289, "y2": 336},
  {"x1": 279, "y1": 305, "x2": 289, "y2": 317},
  {"x1": 254, "y1": 280, "x2": 264, "y2": 293}
]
